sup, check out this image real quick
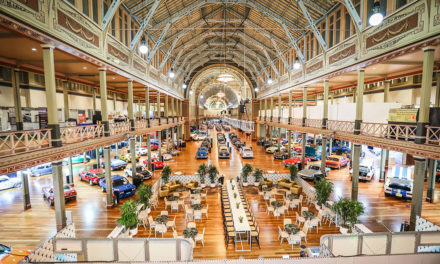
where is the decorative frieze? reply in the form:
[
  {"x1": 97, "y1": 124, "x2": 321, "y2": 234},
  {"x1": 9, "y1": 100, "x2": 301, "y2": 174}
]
[
  {"x1": 17, "y1": 0, "x2": 38, "y2": 12},
  {"x1": 133, "y1": 59, "x2": 146, "y2": 74},
  {"x1": 57, "y1": 10, "x2": 99, "y2": 47},
  {"x1": 329, "y1": 45, "x2": 356, "y2": 65},
  {"x1": 107, "y1": 43, "x2": 129, "y2": 64},
  {"x1": 306, "y1": 61, "x2": 323, "y2": 74}
]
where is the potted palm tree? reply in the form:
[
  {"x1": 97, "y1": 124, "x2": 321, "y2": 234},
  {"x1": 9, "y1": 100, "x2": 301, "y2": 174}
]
[
  {"x1": 117, "y1": 200, "x2": 138, "y2": 236},
  {"x1": 161, "y1": 166, "x2": 172, "y2": 184},
  {"x1": 332, "y1": 198, "x2": 365, "y2": 233},
  {"x1": 289, "y1": 164, "x2": 298, "y2": 181},
  {"x1": 208, "y1": 165, "x2": 218, "y2": 188},
  {"x1": 314, "y1": 178, "x2": 333, "y2": 206},
  {"x1": 137, "y1": 183, "x2": 153, "y2": 213},
  {"x1": 253, "y1": 168, "x2": 263, "y2": 186},
  {"x1": 197, "y1": 163, "x2": 208, "y2": 188},
  {"x1": 241, "y1": 163, "x2": 253, "y2": 187}
]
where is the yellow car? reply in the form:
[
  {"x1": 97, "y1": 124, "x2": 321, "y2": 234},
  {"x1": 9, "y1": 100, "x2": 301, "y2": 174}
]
[
  {"x1": 284, "y1": 142, "x2": 302, "y2": 149},
  {"x1": 120, "y1": 153, "x2": 140, "y2": 163}
]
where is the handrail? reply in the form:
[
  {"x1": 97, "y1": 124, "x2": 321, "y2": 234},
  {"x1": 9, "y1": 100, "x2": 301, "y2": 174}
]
[
  {"x1": 222, "y1": 117, "x2": 255, "y2": 132},
  {"x1": 426, "y1": 126, "x2": 440, "y2": 145},
  {"x1": 0, "y1": 128, "x2": 52, "y2": 156},
  {"x1": 60, "y1": 124, "x2": 104, "y2": 144}
]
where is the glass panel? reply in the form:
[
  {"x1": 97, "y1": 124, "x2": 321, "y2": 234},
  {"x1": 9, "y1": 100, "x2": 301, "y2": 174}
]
[
  {"x1": 82, "y1": 0, "x2": 89, "y2": 17},
  {"x1": 92, "y1": 0, "x2": 98, "y2": 24},
  {"x1": 345, "y1": 13, "x2": 351, "y2": 39},
  {"x1": 396, "y1": 0, "x2": 407, "y2": 9}
]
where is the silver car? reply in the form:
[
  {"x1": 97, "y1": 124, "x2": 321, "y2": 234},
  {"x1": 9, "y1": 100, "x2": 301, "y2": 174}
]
[
  {"x1": 240, "y1": 147, "x2": 254, "y2": 159},
  {"x1": 298, "y1": 164, "x2": 330, "y2": 181}
]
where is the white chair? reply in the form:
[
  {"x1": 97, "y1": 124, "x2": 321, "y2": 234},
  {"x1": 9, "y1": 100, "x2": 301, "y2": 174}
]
[
  {"x1": 326, "y1": 208, "x2": 337, "y2": 226},
  {"x1": 309, "y1": 217, "x2": 319, "y2": 233},
  {"x1": 161, "y1": 210, "x2": 168, "y2": 216},
  {"x1": 166, "y1": 216, "x2": 176, "y2": 230},
  {"x1": 194, "y1": 210, "x2": 202, "y2": 221},
  {"x1": 301, "y1": 206, "x2": 309, "y2": 215},
  {"x1": 164, "y1": 197, "x2": 171, "y2": 209},
  {"x1": 178, "y1": 199, "x2": 185, "y2": 210},
  {"x1": 278, "y1": 226, "x2": 289, "y2": 244},
  {"x1": 298, "y1": 221, "x2": 309, "y2": 243},
  {"x1": 185, "y1": 208, "x2": 194, "y2": 221},
  {"x1": 173, "y1": 230, "x2": 184, "y2": 239},
  {"x1": 201, "y1": 205, "x2": 209, "y2": 219},
  {"x1": 283, "y1": 218, "x2": 292, "y2": 226},
  {"x1": 155, "y1": 224, "x2": 167, "y2": 238},
  {"x1": 287, "y1": 234, "x2": 301, "y2": 250},
  {"x1": 171, "y1": 201, "x2": 179, "y2": 212},
  {"x1": 266, "y1": 202, "x2": 275, "y2": 215},
  {"x1": 295, "y1": 211, "x2": 305, "y2": 226},
  {"x1": 195, "y1": 228, "x2": 205, "y2": 246},
  {"x1": 187, "y1": 222, "x2": 196, "y2": 228},
  {"x1": 138, "y1": 210, "x2": 148, "y2": 229},
  {"x1": 148, "y1": 216, "x2": 156, "y2": 232},
  {"x1": 201, "y1": 190, "x2": 208, "y2": 201}
]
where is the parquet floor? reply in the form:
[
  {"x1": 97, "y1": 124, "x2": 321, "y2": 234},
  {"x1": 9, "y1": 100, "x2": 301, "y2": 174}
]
[{"x1": 0, "y1": 127, "x2": 439, "y2": 259}]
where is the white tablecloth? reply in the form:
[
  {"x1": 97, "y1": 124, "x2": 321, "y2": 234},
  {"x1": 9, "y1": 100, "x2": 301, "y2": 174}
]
[{"x1": 226, "y1": 179, "x2": 251, "y2": 232}]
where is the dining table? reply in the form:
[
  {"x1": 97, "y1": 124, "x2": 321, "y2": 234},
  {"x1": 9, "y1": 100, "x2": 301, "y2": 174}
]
[
  {"x1": 284, "y1": 224, "x2": 300, "y2": 234},
  {"x1": 302, "y1": 211, "x2": 316, "y2": 220}
]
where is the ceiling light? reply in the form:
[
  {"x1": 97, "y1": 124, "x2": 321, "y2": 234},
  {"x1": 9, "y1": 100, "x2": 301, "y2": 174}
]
[
  {"x1": 293, "y1": 57, "x2": 301, "y2": 70},
  {"x1": 139, "y1": 39, "x2": 148, "y2": 54},
  {"x1": 31, "y1": 48, "x2": 37, "y2": 52},
  {"x1": 369, "y1": 1, "x2": 384, "y2": 26},
  {"x1": 267, "y1": 76, "x2": 273, "y2": 85},
  {"x1": 189, "y1": 90, "x2": 193, "y2": 95},
  {"x1": 168, "y1": 68, "x2": 175, "y2": 79},
  {"x1": 254, "y1": 87, "x2": 259, "y2": 92},
  {"x1": 218, "y1": 74, "x2": 233, "y2": 82},
  {"x1": 200, "y1": 95, "x2": 203, "y2": 98},
  {"x1": 112, "y1": 77, "x2": 116, "y2": 80},
  {"x1": 182, "y1": 83, "x2": 187, "y2": 89},
  {"x1": 82, "y1": 66, "x2": 87, "y2": 70},
  {"x1": 217, "y1": 92, "x2": 225, "y2": 98}
]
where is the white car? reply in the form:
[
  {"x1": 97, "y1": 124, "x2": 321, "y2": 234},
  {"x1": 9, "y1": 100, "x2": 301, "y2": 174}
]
[
  {"x1": 0, "y1": 175, "x2": 22, "y2": 191},
  {"x1": 240, "y1": 147, "x2": 254, "y2": 159},
  {"x1": 136, "y1": 147, "x2": 148, "y2": 156},
  {"x1": 384, "y1": 166, "x2": 413, "y2": 199},
  {"x1": 350, "y1": 159, "x2": 375, "y2": 182},
  {"x1": 162, "y1": 153, "x2": 173, "y2": 161},
  {"x1": 218, "y1": 145, "x2": 230, "y2": 159},
  {"x1": 266, "y1": 146, "x2": 286, "y2": 154}
]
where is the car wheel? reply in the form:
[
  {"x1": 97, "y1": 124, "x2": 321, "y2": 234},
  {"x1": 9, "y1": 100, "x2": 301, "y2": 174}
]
[
  {"x1": 50, "y1": 200, "x2": 54, "y2": 206},
  {"x1": 89, "y1": 179, "x2": 93, "y2": 186},
  {"x1": 101, "y1": 186, "x2": 106, "y2": 192}
]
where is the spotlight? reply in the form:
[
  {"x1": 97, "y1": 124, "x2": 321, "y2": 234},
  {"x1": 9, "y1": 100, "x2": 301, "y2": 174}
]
[
  {"x1": 182, "y1": 83, "x2": 187, "y2": 89},
  {"x1": 254, "y1": 87, "x2": 259, "y2": 92},
  {"x1": 267, "y1": 76, "x2": 273, "y2": 85},
  {"x1": 139, "y1": 39, "x2": 148, "y2": 54},
  {"x1": 293, "y1": 57, "x2": 301, "y2": 70},
  {"x1": 168, "y1": 68, "x2": 175, "y2": 79},
  {"x1": 31, "y1": 48, "x2": 37, "y2": 52},
  {"x1": 369, "y1": 1, "x2": 384, "y2": 26}
]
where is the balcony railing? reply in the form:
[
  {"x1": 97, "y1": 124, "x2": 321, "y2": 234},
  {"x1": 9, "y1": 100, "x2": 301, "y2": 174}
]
[
  {"x1": 222, "y1": 117, "x2": 255, "y2": 132},
  {"x1": 425, "y1": 126, "x2": 440, "y2": 145},
  {"x1": 60, "y1": 124, "x2": 104, "y2": 144},
  {"x1": 110, "y1": 122, "x2": 130, "y2": 135},
  {"x1": 0, "y1": 129, "x2": 52, "y2": 156},
  {"x1": 327, "y1": 120, "x2": 355, "y2": 133},
  {"x1": 305, "y1": 119, "x2": 322, "y2": 128}
]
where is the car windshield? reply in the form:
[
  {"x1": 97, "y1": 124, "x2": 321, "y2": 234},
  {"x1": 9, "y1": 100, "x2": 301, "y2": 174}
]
[
  {"x1": 309, "y1": 165, "x2": 320, "y2": 170},
  {"x1": 113, "y1": 178, "x2": 129, "y2": 187},
  {"x1": 64, "y1": 186, "x2": 71, "y2": 191},
  {"x1": 328, "y1": 157, "x2": 339, "y2": 161},
  {"x1": 136, "y1": 166, "x2": 143, "y2": 173},
  {"x1": 95, "y1": 172, "x2": 105, "y2": 177},
  {"x1": 389, "y1": 183, "x2": 411, "y2": 191}
]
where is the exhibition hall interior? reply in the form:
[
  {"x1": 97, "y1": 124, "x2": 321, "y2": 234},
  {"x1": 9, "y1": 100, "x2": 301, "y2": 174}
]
[{"x1": 0, "y1": 0, "x2": 440, "y2": 263}]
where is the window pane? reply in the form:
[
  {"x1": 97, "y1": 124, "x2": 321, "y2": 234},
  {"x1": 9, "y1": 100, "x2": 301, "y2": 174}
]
[
  {"x1": 92, "y1": 0, "x2": 98, "y2": 23},
  {"x1": 396, "y1": 0, "x2": 407, "y2": 9},
  {"x1": 345, "y1": 13, "x2": 351, "y2": 39},
  {"x1": 336, "y1": 20, "x2": 340, "y2": 44},
  {"x1": 82, "y1": 0, "x2": 89, "y2": 17},
  {"x1": 67, "y1": 0, "x2": 75, "y2": 5}
]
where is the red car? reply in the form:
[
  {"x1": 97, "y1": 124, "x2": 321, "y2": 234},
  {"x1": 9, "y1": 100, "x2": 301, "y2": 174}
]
[
  {"x1": 283, "y1": 157, "x2": 311, "y2": 167},
  {"x1": 79, "y1": 168, "x2": 105, "y2": 185},
  {"x1": 142, "y1": 145, "x2": 158, "y2": 151},
  {"x1": 326, "y1": 155, "x2": 349, "y2": 169},
  {"x1": 42, "y1": 184, "x2": 77, "y2": 206},
  {"x1": 143, "y1": 157, "x2": 164, "y2": 169}
]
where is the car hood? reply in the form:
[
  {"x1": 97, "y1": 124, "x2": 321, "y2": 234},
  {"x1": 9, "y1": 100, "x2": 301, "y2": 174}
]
[
  {"x1": 112, "y1": 160, "x2": 127, "y2": 165},
  {"x1": 114, "y1": 184, "x2": 136, "y2": 192},
  {"x1": 298, "y1": 169, "x2": 318, "y2": 176}
]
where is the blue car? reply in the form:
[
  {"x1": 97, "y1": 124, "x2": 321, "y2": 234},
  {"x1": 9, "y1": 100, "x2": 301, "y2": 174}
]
[
  {"x1": 99, "y1": 175, "x2": 136, "y2": 199},
  {"x1": 102, "y1": 159, "x2": 127, "y2": 171},
  {"x1": 26, "y1": 163, "x2": 52, "y2": 177},
  {"x1": 196, "y1": 147, "x2": 209, "y2": 159},
  {"x1": 62, "y1": 154, "x2": 91, "y2": 165},
  {"x1": 332, "y1": 145, "x2": 350, "y2": 154}
]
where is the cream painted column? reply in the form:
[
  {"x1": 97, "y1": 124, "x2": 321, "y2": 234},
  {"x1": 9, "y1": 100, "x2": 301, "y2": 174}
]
[
  {"x1": 92, "y1": 88, "x2": 97, "y2": 114},
  {"x1": 383, "y1": 80, "x2": 391, "y2": 103},
  {"x1": 52, "y1": 161, "x2": 66, "y2": 230},
  {"x1": 270, "y1": 97, "x2": 274, "y2": 122},
  {"x1": 278, "y1": 93, "x2": 282, "y2": 123},
  {"x1": 435, "y1": 73, "x2": 440, "y2": 107},
  {"x1": 157, "y1": 92, "x2": 161, "y2": 123},
  {"x1": 409, "y1": 156, "x2": 427, "y2": 230},
  {"x1": 127, "y1": 80, "x2": 135, "y2": 131},
  {"x1": 171, "y1": 97, "x2": 175, "y2": 122},
  {"x1": 352, "y1": 69, "x2": 365, "y2": 201},
  {"x1": 264, "y1": 98, "x2": 268, "y2": 121},
  {"x1": 301, "y1": 87, "x2": 307, "y2": 168},
  {"x1": 288, "y1": 91, "x2": 292, "y2": 124},
  {"x1": 11, "y1": 69, "x2": 23, "y2": 131},
  {"x1": 63, "y1": 81, "x2": 70, "y2": 123},
  {"x1": 103, "y1": 145, "x2": 113, "y2": 207},
  {"x1": 99, "y1": 68, "x2": 110, "y2": 136},
  {"x1": 321, "y1": 80, "x2": 329, "y2": 175},
  {"x1": 302, "y1": 87, "x2": 307, "y2": 126},
  {"x1": 113, "y1": 92, "x2": 116, "y2": 111},
  {"x1": 259, "y1": 100, "x2": 263, "y2": 120},
  {"x1": 41, "y1": 44, "x2": 61, "y2": 147},
  {"x1": 20, "y1": 171, "x2": 31, "y2": 210},
  {"x1": 415, "y1": 46, "x2": 435, "y2": 144},
  {"x1": 145, "y1": 88, "x2": 150, "y2": 127},
  {"x1": 165, "y1": 94, "x2": 169, "y2": 123},
  {"x1": 426, "y1": 159, "x2": 437, "y2": 203}
]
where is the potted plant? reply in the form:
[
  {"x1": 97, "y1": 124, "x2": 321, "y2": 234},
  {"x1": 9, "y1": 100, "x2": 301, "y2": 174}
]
[
  {"x1": 197, "y1": 163, "x2": 208, "y2": 188},
  {"x1": 208, "y1": 165, "x2": 218, "y2": 188},
  {"x1": 137, "y1": 183, "x2": 153, "y2": 213},
  {"x1": 232, "y1": 185, "x2": 235, "y2": 190},
  {"x1": 239, "y1": 216, "x2": 243, "y2": 223},
  {"x1": 289, "y1": 164, "x2": 298, "y2": 181},
  {"x1": 236, "y1": 202, "x2": 241, "y2": 209},
  {"x1": 234, "y1": 193, "x2": 237, "y2": 198},
  {"x1": 161, "y1": 166, "x2": 172, "y2": 184},
  {"x1": 229, "y1": 178, "x2": 233, "y2": 184},
  {"x1": 117, "y1": 200, "x2": 138, "y2": 236},
  {"x1": 253, "y1": 168, "x2": 263, "y2": 186},
  {"x1": 314, "y1": 178, "x2": 333, "y2": 206},
  {"x1": 241, "y1": 163, "x2": 253, "y2": 187},
  {"x1": 332, "y1": 198, "x2": 365, "y2": 233}
]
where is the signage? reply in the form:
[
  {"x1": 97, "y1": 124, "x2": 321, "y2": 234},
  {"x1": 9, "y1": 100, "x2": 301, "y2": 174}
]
[{"x1": 388, "y1": 108, "x2": 418, "y2": 123}]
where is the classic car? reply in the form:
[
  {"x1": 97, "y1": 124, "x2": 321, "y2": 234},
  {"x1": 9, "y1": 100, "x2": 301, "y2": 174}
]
[
  {"x1": 294, "y1": 146, "x2": 322, "y2": 161},
  {"x1": 240, "y1": 147, "x2": 254, "y2": 159},
  {"x1": 0, "y1": 175, "x2": 22, "y2": 191},
  {"x1": 223, "y1": 125, "x2": 231, "y2": 131},
  {"x1": 257, "y1": 137, "x2": 265, "y2": 145},
  {"x1": 26, "y1": 163, "x2": 52, "y2": 177},
  {"x1": 218, "y1": 145, "x2": 230, "y2": 159},
  {"x1": 143, "y1": 158, "x2": 164, "y2": 169},
  {"x1": 218, "y1": 137, "x2": 226, "y2": 145},
  {"x1": 350, "y1": 159, "x2": 375, "y2": 182},
  {"x1": 263, "y1": 140, "x2": 273, "y2": 148},
  {"x1": 63, "y1": 154, "x2": 91, "y2": 165},
  {"x1": 384, "y1": 166, "x2": 413, "y2": 199},
  {"x1": 148, "y1": 145, "x2": 159, "y2": 151},
  {"x1": 42, "y1": 184, "x2": 77, "y2": 206},
  {"x1": 274, "y1": 149, "x2": 290, "y2": 160},
  {"x1": 234, "y1": 141, "x2": 246, "y2": 149},
  {"x1": 326, "y1": 155, "x2": 350, "y2": 169},
  {"x1": 196, "y1": 147, "x2": 209, "y2": 159},
  {"x1": 266, "y1": 145, "x2": 286, "y2": 154},
  {"x1": 162, "y1": 153, "x2": 173, "y2": 161},
  {"x1": 124, "y1": 165, "x2": 152, "y2": 180},
  {"x1": 79, "y1": 168, "x2": 105, "y2": 185},
  {"x1": 298, "y1": 164, "x2": 330, "y2": 181},
  {"x1": 102, "y1": 159, "x2": 127, "y2": 170},
  {"x1": 201, "y1": 138, "x2": 212, "y2": 150},
  {"x1": 128, "y1": 146, "x2": 148, "y2": 156},
  {"x1": 119, "y1": 153, "x2": 140, "y2": 163},
  {"x1": 215, "y1": 125, "x2": 222, "y2": 131},
  {"x1": 99, "y1": 175, "x2": 136, "y2": 199},
  {"x1": 283, "y1": 157, "x2": 311, "y2": 167},
  {"x1": 332, "y1": 144, "x2": 351, "y2": 154}
]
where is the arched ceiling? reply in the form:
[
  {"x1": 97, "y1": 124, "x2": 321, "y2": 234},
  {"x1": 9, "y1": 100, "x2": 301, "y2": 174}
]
[{"x1": 124, "y1": 0, "x2": 336, "y2": 87}]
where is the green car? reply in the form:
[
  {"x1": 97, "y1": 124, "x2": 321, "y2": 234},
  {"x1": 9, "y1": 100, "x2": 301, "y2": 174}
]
[{"x1": 63, "y1": 154, "x2": 91, "y2": 165}]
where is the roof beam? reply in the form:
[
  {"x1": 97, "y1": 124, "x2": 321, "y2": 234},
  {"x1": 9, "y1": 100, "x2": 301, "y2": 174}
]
[
  {"x1": 263, "y1": 49, "x2": 279, "y2": 77},
  {"x1": 147, "y1": 22, "x2": 171, "y2": 63},
  {"x1": 303, "y1": 0, "x2": 327, "y2": 15},
  {"x1": 130, "y1": 0, "x2": 154, "y2": 14},
  {"x1": 102, "y1": 0, "x2": 123, "y2": 31},
  {"x1": 271, "y1": 39, "x2": 289, "y2": 70},
  {"x1": 282, "y1": 24, "x2": 305, "y2": 63},
  {"x1": 130, "y1": 0, "x2": 162, "y2": 51},
  {"x1": 170, "y1": 49, "x2": 184, "y2": 69},
  {"x1": 158, "y1": 36, "x2": 180, "y2": 71},
  {"x1": 297, "y1": 0, "x2": 327, "y2": 51},
  {"x1": 340, "y1": 0, "x2": 362, "y2": 32}
]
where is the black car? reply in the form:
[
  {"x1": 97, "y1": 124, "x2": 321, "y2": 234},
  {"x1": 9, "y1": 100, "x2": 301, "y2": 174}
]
[
  {"x1": 223, "y1": 126, "x2": 231, "y2": 131},
  {"x1": 234, "y1": 141, "x2": 246, "y2": 149},
  {"x1": 263, "y1": 140, "x2": 273, "y2": 148},
  {"x1": 257, "y1": 137, "x2": 265, "y2": 145},
  {"x1": 201, "y1": 139, "x2": 212, "y2": 151},
  {"x1": 274, "y1": 150, "x2": 289, "y2": 160}
]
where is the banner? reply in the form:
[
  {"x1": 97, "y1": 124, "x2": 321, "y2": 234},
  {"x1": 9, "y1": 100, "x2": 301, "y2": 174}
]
[{"x1": 388, "y1": 108, "x2": 418, "y2": 123}]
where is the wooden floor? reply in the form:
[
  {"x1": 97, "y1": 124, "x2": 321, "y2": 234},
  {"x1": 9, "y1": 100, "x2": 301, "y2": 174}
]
[{"x1": 0, "y1": 128, "x2": 439, "y2": 259}]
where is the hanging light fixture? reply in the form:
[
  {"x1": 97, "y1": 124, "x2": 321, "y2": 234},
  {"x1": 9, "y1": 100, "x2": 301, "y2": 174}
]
[
  {"x1": 254, "y1": 87, "x2": 259, "y2": 92},
  {"x1": 267, "y1": 76, "x2": 273, "y2": 85},
  {"x1": 293, "y1": 57, "x2": 301, "y2": 70},
  {"x1": 139, "y1": 38, "x2": 148, "y2": 54},
  {"x1": 168, "y1": 68, "x2": 175, "y2": 79},
  {"x1": 182, "y1": 83, "x2": 187, "y2": 89},
  {"x1": 189, "y1": 90, "x2": 193, "y2": 95},
  {"x1": 369, "y1": 1, "x2": 384, "y2": 26}
]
